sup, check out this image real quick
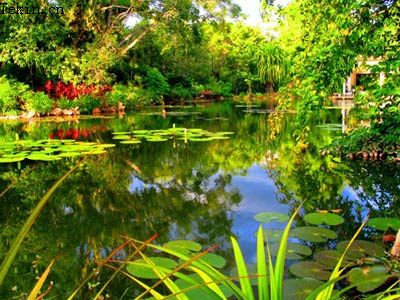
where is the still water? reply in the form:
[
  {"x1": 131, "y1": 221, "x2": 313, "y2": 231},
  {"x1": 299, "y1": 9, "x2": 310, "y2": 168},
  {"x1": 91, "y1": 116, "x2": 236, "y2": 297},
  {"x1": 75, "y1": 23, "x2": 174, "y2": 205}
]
[{"x1": 0, "y1": 101, "x2": 399, "y2": 298}]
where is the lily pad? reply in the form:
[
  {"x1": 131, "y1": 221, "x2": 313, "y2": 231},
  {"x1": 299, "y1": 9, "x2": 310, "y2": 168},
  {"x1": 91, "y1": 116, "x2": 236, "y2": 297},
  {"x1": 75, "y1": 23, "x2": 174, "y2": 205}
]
[
  {"x1": 313, "y1": 250, "x2": 352, "y2": 267},
  {"x1": 126, "y1": 257, "x2": 178, "y2": 279},
  {"x1": 303, "y1": 212, "x2": 345, "y2": 226},
  {"x1": 283, "y1": 279, "x2": 324, "y2": 300},
  {"x1": 120, "y1": 140, "x2": 142, "y2": 144},
  {"x1": 199, "y1": 253, "x2": 226, "y2": 269},
  {"x1": 257, "y1": 229, "x2": 284, "y2": 242},
  {"x1": 254, "y1": 212, "x2": 290, "y2": 224},
  {"x1": 336, "y1": 240, "x2": 385, "y2": 259},
  {"x1": 0, "y1": 157, "x2": 25, "y2": 163},
  {"x1": 348, "y1": 265, "x2": 389, "y2": 292},
  {"x1": 270, "y1": 242, "x2": 312, "y2": 260},
  {"x1": 291, "y1": 227, "x2": 337, "y2": 243},
  {"x1": 174, "y1": 274, "x2": 233, "y2": 299},
  {"x1": 163, "y1": 240, "x2": 202, "y2": 253},
  {"x1": 289, "y1": 261, "x2": 332, "y2": 280},
  {"x1": 368, "y1": 218, "x2": 400, "y2": 231}
]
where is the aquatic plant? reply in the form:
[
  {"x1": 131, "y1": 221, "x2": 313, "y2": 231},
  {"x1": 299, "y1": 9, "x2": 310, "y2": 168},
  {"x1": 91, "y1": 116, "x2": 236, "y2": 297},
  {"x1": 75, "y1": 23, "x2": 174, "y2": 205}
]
[
  {"x1": 112, "y1": 127, "x2": 235, "y2": 144},
  {"x1": 0, "y1": 139, "x2": 115, "y2": 163}
]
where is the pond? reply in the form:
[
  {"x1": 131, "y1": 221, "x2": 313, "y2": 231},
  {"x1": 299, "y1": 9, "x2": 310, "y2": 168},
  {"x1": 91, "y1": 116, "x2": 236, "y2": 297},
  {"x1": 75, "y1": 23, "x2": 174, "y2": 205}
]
[{"x1": 0, "y1": 101, "x2": 399, "y2": 299}]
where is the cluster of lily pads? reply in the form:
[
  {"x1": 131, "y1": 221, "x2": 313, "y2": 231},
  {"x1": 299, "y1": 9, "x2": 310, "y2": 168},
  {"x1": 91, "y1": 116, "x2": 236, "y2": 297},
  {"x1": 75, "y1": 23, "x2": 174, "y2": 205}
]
[
  {"x1": 254, "y1": 211, "x2": 399, "y2": 297},
  {"x1": 112, "y1": 127, "x2": 234, "y2": 144},
  {"x1": 0, "y1": 139, "x2": 115, "y2": 163}
]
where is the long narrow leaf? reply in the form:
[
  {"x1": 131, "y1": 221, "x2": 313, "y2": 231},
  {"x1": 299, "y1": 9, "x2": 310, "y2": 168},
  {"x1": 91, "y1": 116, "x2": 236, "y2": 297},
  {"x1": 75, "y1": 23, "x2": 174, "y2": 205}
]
[
  {"x1": 27, "y1": 259, "x2": 55, "y2": 300},
  {"x1": 257, "y1": 225, "x2": 268, "y2": 300},
  {"x1": 231, "y1": 236, "x2": 255, "y2": 300}
]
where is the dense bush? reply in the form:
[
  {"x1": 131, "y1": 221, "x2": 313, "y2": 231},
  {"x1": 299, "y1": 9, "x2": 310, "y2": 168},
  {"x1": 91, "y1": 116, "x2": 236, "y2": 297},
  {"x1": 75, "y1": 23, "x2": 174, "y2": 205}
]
[
  {"x1": 75, "y1": 95, "x2": 100, "y2": 114},
  {"x1": 24, "y1": 92, "x2": 53, "y2": 115},
  {"x1": 143, "y1": 68, "x2": 170, "y2": 101},
  {"x1": 0, "y1": 76, "x2": 29, "y2": 115},
  {"x1": 205, "y1": 81, "x2": 233, "y2": 97},
  {"x1": 169, "y1": 85, "x2": 194, "y2": 100}
]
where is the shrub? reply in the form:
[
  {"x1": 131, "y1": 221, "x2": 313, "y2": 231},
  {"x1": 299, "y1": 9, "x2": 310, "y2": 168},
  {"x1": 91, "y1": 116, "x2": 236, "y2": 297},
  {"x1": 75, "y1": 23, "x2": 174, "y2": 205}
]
[
  {"x1": 59, "y1": 98, "x2": 77, "y2": 110},
  {"x1": 0, "y1": 76, "x2": 29, "y2": 115},
  {"x1": 76, "y1": 95, "x2": 100, "y2": 114},
  {"x1": 169, "y1": 85, "x2": 194, "y2": 100},
  {"x1": 24, "y1": 92, "x2": 53, "y2": 115},
  {"x1": 143, "y1": 68, "x2": 170, "y2": 101},
  {"x1": 205, "y1": 81, "x2": 232, "y2": 97}
]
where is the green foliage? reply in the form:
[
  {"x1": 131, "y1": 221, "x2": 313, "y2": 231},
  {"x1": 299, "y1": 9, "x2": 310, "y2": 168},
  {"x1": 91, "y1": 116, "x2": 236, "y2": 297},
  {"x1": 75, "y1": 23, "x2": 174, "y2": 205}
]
[
  {"x1": 24, "y1": 92, "x2": 53, "y2": 115},
  {"x1": 75, "y1": 95, "x2": 100, "y2": 114},
  {"x1": 0, "y1": 76, "x2": 29, "y2": 115},
  {"x1": 144, "y1": 68, "x2": 170, "y2": 101}
]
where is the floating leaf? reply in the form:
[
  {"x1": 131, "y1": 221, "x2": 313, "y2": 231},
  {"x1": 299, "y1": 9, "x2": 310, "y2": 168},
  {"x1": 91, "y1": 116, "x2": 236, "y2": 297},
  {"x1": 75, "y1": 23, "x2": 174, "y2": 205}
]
[
  {"x1": 313, "y1": 250, "x2": 351, "y2": 267},
  {"x1": 199, "y1": 253, "x2": 226, "y2": 269},
  {"x1": 126, "y1": 257, "x2": 178, "y2": 279},
  {"x1": 112, "y1": 135, "x2": 131, "y2": 140},
  {"x1": 303, "y1": 212, "x2": 344, "y2": 226},
  {"x1": 163, "y1": 240, "x2": 202, "y2": 253},
  {"x1": 254, "y1": 212, "x2": 289, "y2": 224},
  {"x1": 289, "y1": 261, "x2": 332, "y2": 280},
  {"x1": 0, "y1": 157, "x2": 25, "y2": 163},
  {"x1": 174, "y1": 274, "x2": 233, "y2": 300},
  {"x1": 269, "y1": 242, "x2": 312, "y2": 260},
  {"x1": 120, "y1": 140, "x2": 142, "y2": 145},
  {"x1": 291, "y1": 227, "x2": 337, "y2": 242},
  {"x1": 348, "y1": 265, "x2": 389, "y2": 292},
  {"x1": 368, "y1": 218, "x2": 400, "y2": 231},
  {"x1": 283, "y1": 279, "x2": 324, "y2": 300},
  {"x1": 257, "y1": 229, "x2": 284, "y2": 242},
  {"x1": 336, "y1": 240, "x2": 385, "y2": 259}
]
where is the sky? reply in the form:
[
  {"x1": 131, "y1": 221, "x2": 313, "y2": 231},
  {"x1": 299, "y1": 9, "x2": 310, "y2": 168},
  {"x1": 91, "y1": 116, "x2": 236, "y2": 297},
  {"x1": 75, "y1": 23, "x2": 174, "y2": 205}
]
[{"x1": 234, "y1": 0, "x2": 292, "y2": 26}]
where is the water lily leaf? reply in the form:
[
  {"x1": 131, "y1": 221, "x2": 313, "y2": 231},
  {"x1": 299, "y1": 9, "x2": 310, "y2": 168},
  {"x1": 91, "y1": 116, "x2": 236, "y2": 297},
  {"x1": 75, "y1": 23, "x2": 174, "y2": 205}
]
[
  {"x1": 255, "y1": 229, "x2": 284, "y2": 242},
  {"x1": 270, "y1": 242, "x2": 312, "y2": 260},
  {"x1": 291, "y1": 227, "x2": 337, "y2": 242},
  {"x1": 120, "y1": 140, "x2": 142, "y2": 144},
  {"x1": 132, "y1": 130, "x2": 150, "y2": 134},
  {"x1": 112, "y1": 135, "x2": 131, "y2": 140},
  {"x1": 174, "y1": 274, "x2": 233, "y2": 299},
  {"x1": 189, "y1": 137, "x2": 213, "y2": 142},
  {"x1": 126, "y1": 257, "x2": 178, "y2": 279},
  {"x1": 230, "y1": 264, "x2": 260, "y2": 285},
  {"x1": 163, "y1": 240, "x2": 202, "y2": 253},
  {"x1": 254, "y1": 212, "x2": 289, "y2": 224},
  {"x1": 348, "y1": 265, "x2": 389, "y2": 292},
  {"x1": 304, "y1": 212, "x2": 344, "y2": 226},
  {"x1": 112, "y1": 132, "x2": 131, "y2": 135},
  {"x1": 313, "y1": 250, "x2": 351, "y2": 267},
  {"x1": 336, "y1": 240, "x2": 385, "y2": 259},
  {"x1": 0, "y1": 157, "x2": 25, "y2": 163},
  {"x1": 199, "y1": 253, "x2": 226, "y2": 269},
  {"x1": 283, "y1": 279, "x2": 324, "y2": 300},
  {"x1": 289, "y1": 261, "x2": 332, "y2": 280},
  {"x1": 368, "y1": 218, "x2": 400, "y2": 231},
  {"x1": 99, "y1": 144, "x2": 116, "y2": 148},
  {"x1": 58, "y1": 152, "x2": 82, "y2": 157}
]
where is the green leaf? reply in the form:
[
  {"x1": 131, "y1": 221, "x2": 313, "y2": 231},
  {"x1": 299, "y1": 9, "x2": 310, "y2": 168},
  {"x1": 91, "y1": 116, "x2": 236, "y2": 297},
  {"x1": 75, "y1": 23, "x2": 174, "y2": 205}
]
[
  {"x1": 291, "y1": 227, "x2": 337, "y2": 242},
  {"x1": 368, "y1": 218, "x2": 400, "y2": 231},
  {"x1": 199, "y1": 253, "x2": 226, "y2": 269},
  {"x1": 336, "y1": 240, "x2": 385, "y2": 259},
  {"x1": 348, "y1": 265, "x2": 389, "y2": 292},
  {"x1": 126, "y1": 257, "x2": 178, "y2": 279},
  {"x1": 254, "y1": 212, "x2": 290, "y2": 224},
  {"x1": 313, "y1": 250, "x2": 351, "y2": 267},
  {"x1": 303, "y1": 212, "x2": 344, "y2": 226},
  {"x1": 163, "y1": 240, "x2": 202, "y2": 254},
  {"x1": 283, "y1": 279, "x2": 324, "y2": 300},
  {"x1": 269, "y1": 242, "x2": 312, "y2": 260},
  {"x1": 289, "y1": 262, "x2": 332, "y2": 280}
]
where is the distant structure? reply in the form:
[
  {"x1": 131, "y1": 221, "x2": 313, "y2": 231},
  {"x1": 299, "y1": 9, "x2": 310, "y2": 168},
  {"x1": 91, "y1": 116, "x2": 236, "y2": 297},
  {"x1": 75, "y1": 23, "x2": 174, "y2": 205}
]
[{"x1": 342, "y1": 57, "x2": 385, "y2": 95}]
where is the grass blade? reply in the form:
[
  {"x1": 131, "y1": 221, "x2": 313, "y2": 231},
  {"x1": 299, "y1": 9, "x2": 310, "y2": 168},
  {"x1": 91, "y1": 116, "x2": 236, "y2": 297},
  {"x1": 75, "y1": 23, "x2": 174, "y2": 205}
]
[
  {"x1": 257, "y1": 225, "x2": 268, "y2": 300},
  {"x1": 231, "y1": 236, "x2": 255, "y2": 300},
  {"x1": 27, "y1": 259, "x2": 55, "y2": 300}
]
